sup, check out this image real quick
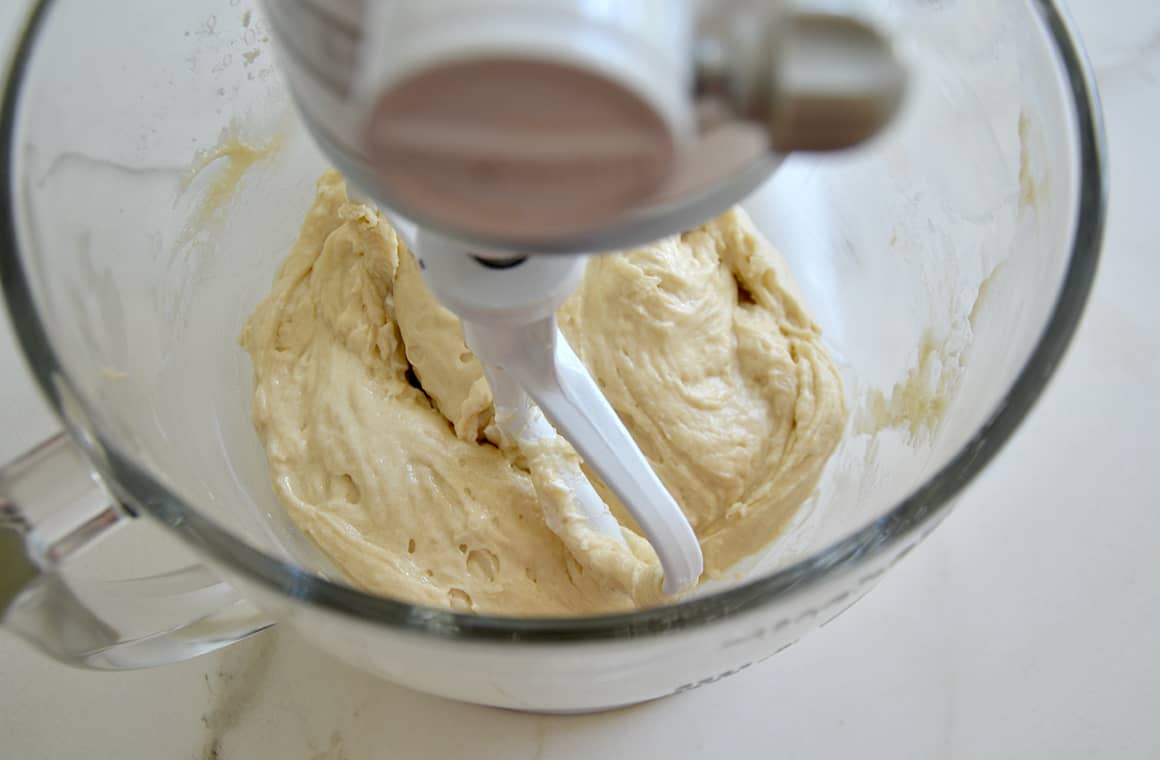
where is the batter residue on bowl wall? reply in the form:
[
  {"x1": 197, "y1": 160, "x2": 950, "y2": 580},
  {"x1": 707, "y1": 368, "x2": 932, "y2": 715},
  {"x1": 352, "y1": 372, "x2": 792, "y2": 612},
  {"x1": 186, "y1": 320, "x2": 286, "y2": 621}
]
[{"x1": 180, "y1": 122, "x2": 285, "y2": 229}]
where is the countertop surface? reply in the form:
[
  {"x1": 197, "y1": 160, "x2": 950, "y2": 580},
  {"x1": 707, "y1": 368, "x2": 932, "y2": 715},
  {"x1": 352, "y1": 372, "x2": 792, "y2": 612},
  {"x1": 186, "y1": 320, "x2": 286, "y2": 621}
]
[{"x1": 1, "y1": 2, "x2": 1157, "y2": 758}]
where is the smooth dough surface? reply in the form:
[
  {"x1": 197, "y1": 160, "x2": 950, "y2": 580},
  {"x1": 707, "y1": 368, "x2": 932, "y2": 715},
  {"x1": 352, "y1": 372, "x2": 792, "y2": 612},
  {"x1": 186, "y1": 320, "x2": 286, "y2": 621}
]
[{"x1": 241, "y1": 170, "x2": 846, "y2": 616}]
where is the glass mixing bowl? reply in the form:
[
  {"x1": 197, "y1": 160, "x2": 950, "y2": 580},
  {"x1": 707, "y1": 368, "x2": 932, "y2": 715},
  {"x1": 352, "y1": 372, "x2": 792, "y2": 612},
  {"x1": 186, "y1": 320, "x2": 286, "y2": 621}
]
[{"x1": 0, "y1": 0, "x2": 1104, "y2": 711}]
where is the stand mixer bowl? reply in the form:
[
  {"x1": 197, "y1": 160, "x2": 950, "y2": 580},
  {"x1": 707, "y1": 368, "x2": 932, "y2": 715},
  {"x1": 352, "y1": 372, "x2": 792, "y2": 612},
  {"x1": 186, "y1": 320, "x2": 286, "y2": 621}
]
[{"x1": 0, "y1": 0, "x2": 1104, "y2": 711}]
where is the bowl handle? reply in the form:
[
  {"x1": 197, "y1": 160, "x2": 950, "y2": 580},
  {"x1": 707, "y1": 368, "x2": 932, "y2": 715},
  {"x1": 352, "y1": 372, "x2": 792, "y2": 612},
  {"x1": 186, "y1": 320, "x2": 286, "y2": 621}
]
[{"x1": 0, "y1": 433, "x2": 272, "y2": 669}]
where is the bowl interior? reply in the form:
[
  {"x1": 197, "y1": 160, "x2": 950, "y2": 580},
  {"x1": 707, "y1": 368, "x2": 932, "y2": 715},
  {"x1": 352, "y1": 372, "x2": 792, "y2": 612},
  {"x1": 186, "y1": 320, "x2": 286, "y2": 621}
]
[{"x1": 6, "y1": 0, "x2": 1086, "y2": 612}]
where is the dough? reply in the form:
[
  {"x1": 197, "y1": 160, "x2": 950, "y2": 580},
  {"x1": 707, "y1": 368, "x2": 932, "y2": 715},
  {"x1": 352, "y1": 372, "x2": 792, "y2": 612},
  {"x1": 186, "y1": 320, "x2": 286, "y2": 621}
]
[{"x1": 241, "y1": 170, "x2": 846, "y2": 616}]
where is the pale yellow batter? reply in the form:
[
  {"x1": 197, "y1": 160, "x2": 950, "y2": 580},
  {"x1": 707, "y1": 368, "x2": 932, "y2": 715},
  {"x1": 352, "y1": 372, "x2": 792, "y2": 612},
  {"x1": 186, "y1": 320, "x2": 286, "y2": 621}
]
[{"x1": 241, "y1": 171, "x2": 846, "y2": 616}]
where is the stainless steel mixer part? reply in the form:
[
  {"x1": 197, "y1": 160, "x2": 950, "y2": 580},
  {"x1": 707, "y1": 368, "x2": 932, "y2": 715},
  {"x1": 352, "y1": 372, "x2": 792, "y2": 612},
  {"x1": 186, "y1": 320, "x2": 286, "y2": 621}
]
[{"x1": 264, "y1": 0, "x2": 906, "y2": 253}]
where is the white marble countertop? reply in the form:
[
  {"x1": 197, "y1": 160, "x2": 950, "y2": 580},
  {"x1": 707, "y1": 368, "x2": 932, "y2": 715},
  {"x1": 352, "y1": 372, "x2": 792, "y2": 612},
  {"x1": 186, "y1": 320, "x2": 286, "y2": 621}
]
[{"x1": 2, "y1": 1, "x2": 1157, "y2": 758}]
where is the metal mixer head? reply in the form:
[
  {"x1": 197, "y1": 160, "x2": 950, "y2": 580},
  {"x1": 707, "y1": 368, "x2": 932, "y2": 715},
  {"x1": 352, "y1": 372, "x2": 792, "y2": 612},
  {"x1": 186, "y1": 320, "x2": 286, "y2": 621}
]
[{"x1": 264, "y1": 0, "x2": 906, "y2": 254}]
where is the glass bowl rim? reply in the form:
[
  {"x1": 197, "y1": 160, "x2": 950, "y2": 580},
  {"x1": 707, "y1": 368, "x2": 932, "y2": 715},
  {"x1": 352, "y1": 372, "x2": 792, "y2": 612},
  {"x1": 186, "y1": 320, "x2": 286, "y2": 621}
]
[{"x1": 0, "y1": 0, "x2": 1107, "y2": 643}]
